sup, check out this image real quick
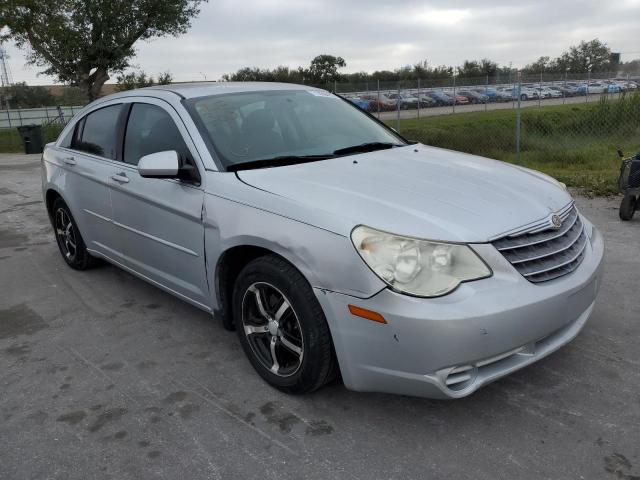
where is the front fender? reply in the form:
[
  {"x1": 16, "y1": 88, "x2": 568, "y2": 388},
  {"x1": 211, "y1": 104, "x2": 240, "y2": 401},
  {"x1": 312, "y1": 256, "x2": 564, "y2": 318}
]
[{"x1": 204, "y1": 192, "x2": 385, "y2": 311}]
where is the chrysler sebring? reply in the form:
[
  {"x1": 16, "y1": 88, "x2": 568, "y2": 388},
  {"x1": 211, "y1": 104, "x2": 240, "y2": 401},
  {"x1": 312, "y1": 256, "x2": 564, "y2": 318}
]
[{"x1": 41, "y1": 83, "x2": 604, "y2": 399}]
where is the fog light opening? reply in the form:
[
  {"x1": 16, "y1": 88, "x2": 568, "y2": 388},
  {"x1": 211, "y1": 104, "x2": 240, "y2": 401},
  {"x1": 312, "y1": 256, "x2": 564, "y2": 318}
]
[{"x1": 445, "y1": 365, "x2": 477, "y2": 391}]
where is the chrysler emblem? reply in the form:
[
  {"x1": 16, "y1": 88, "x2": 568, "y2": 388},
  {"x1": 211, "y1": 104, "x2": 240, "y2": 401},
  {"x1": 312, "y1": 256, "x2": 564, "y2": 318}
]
[{"x1": 551, "y1": 214, "x2": 562, "y2": 228}]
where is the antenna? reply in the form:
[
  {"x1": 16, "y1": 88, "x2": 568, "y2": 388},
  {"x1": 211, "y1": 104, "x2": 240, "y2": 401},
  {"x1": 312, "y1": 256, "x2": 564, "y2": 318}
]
[{"x1": 0, "y1": 45, "x2": 14, "y2": 87}]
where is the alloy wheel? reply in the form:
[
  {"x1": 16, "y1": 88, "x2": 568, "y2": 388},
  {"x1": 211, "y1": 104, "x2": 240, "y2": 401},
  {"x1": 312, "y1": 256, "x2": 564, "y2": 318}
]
[
  {"x1": 241, "y1": 282, "x2": 304, "y2": 377},
  {"x1": 55, "y1": 207, "x2": 77, "y2": 260}
]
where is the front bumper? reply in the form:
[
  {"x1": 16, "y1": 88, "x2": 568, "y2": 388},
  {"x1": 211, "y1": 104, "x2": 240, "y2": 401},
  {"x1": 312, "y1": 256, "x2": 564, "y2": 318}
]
[{"x1": 315, "y1": 222, "x2": 604, "y2": 399}]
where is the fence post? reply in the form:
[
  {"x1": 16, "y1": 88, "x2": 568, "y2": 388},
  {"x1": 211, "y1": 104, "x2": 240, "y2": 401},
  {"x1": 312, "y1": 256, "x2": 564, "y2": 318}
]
[
  {"x1": 417, "y1": 78, "x2": 420, "y2": 119},
  {"x1": 17, "y1": 108, "x2": 22, "y2": 127},
  {"x1": 396, "y1": 86, "x2": 401, "y2": 132},
  {"x1": 6, "y1": 109, "x2": 10, "y2": 128},
  {"x1": 586, "y1": 69, "x2": 590, "y2": 103},
  {"x1": 452, "y1": 72, "x2": 456, "y2": 114},
  {"x1": 515, "y1": 75, "x2": 522, "y2": 165},
  {"x1": 485, "y1": 75, "x2": 489, "y2": 111},
  {"x1": 538, "y1": 71, "x2": 542, "y2": 107},
  {"x1": 377, "y1": 79, "x2": 380, "y2": 119}
]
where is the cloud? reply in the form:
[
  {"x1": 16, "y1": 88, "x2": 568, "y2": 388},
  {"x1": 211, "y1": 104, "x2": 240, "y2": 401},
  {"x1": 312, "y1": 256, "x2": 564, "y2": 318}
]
[{"x1": 4, "y1": 0, "x2": 640, "y2": 85}]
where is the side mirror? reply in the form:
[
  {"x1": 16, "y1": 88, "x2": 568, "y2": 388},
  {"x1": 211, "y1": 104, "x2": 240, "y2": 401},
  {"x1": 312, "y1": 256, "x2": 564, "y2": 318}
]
[{"x1": 138, "y1": 150, "x2": 179, "y2": 178}]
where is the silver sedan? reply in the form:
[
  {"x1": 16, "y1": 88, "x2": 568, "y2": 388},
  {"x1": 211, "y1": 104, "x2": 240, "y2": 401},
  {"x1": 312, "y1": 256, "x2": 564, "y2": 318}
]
[{"x1": 42, "y1": 82, "x2": 604, "y2": 399}]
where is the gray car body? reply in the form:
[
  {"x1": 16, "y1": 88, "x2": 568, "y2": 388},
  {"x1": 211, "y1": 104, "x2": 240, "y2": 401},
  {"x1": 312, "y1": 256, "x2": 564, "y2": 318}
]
[{"x1": 42, "y1": 82, "x2": 604, "y2": 399}]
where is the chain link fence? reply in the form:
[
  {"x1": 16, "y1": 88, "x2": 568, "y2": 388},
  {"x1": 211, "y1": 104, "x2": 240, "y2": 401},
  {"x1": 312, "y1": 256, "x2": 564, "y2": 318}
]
[
  {"x1": 0, "y1": 105, "x2": 83, "y2": 128},
  {"x1": 1, "y1": 72, "x2": 638, "y2": 193}
]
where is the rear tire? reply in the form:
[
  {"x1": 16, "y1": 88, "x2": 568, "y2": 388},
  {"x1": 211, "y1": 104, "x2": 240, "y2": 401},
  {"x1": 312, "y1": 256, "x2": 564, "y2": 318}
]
[
  {"x1": 233, "y1": 255, "x2": 336, "y2": 394},
  {"x1": 52, "y1": 198, "x2": 100, "y2": 270},
  {"x1": 619, "y1": 195, "x2": 636, "y2": 221}
]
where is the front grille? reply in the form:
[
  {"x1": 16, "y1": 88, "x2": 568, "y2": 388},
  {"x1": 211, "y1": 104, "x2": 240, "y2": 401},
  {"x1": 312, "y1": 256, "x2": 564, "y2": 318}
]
[{"x1": 492, "y1": 205, "x2": 587, "y2": 283}]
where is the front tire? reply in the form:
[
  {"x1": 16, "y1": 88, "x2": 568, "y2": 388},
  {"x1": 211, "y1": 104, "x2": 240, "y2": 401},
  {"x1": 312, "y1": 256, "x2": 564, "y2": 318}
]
[
  {"x1": 52, "y1": 198, "x2": 99, "y2": 270},
  {"x1": 233, "y1": 255, "x2": 335, "y2": 394}
]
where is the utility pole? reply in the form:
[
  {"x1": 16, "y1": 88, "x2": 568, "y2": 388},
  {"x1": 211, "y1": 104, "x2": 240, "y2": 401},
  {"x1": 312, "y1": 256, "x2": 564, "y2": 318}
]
[{"x1": 0, "y1": 45, "x2": 14, "y2": 110}]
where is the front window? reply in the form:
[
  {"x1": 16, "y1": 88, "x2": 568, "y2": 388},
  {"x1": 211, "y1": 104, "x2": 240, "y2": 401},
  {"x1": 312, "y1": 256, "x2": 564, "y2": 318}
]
[{"x1": 186, "y1": 89, "x2": 405, "y2": 170}]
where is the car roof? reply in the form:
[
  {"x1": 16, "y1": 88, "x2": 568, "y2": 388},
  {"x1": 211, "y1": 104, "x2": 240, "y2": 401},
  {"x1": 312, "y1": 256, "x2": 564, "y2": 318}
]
[{"x1": 112, "y1": 82, "x2": 326, "y2": 100}]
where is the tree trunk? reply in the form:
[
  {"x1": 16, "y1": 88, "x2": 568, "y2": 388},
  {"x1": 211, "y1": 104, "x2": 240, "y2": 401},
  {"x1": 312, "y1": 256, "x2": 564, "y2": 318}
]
[{"x1": 80, "y1": 68, "x2": 110, "y2": 102}]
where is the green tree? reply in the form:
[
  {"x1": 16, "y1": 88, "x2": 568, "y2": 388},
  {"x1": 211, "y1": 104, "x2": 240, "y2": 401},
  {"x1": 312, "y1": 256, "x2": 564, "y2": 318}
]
[
  {"x1": 556, "y1": 39, "x2": 612, "y2": 73},
  {"x1": 457, "y1": 59, "x2": 499, "y2": 79},
  {"x1": 478, "y1": 59, "x2": 499, "y2": 77},
  {"x1": 0, "y1": 0, "x2": 206, "y2": 101},
  {"x1": 6, "y1": 82, "x2": 55, "y2": 108},
  {"x1": 306, "y1": 54, "x2": 346, "y2": 84},
  {"x1": 522, "y1": 56, "x2": 555, "y2": 74},
  {"x1": 115, "y1": 70, "x2": 174, "y2": 91},
  {"x1": 157, "y1": 71, "x2": 174, "y2": 85}
]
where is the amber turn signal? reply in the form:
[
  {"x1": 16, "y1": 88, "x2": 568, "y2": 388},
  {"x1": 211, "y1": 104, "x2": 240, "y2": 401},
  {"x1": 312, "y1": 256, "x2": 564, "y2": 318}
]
[{"x1": 348, "y1": 304, "x2": 387, "y2": 324}]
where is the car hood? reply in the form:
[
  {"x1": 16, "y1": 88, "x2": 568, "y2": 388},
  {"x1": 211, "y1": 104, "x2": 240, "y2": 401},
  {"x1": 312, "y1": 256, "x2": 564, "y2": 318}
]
[{"x1": 236, "y1": 144, "x2": 573, "y2": 242}]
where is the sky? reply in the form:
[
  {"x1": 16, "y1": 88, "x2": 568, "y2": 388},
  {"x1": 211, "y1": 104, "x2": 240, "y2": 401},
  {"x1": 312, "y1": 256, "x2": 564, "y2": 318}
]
[{"x1": 3, "y1": 0, "x2": 640, "y2": 85}]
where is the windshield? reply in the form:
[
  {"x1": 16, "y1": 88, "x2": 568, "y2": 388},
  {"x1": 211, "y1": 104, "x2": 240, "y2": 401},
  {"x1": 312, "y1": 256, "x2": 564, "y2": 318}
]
[{"x1": 186, "y1": 89, "x2": 405, "y2": 170}]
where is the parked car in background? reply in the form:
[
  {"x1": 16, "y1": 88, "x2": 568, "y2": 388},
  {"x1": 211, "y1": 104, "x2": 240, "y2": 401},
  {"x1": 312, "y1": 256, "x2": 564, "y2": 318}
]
[
  {"x1": 416, "y1": 94, "x2": 437, "y2": 108},
  {"x1": 536, "y1": 86, "x2": 563, "y2": 98},
  {"x1": 426, "y1": 90, "x2": 454, "y2": 106},
  {"x1": 344, "y1": 95, "x2": 370, "y2": 110},
  {"x1": 447, "y1": 92, "x2": 470, "y2": 105},
  {"x1": 613, "y1": 81, "x2": 637, "y2": 91},
  {"x1": 612, "y1": 80, "x2": 638, "y2": 91},
  {"x1": 603, "y1": 82, "x2": 622, "y2": 93},
  {"x1": 549, "y1": 85, "x2": 581, "y2": 97},
  {"x1": 585, "y1": 82, "x2": 608, "y2": 94},
  {"x1": 43, "y1": 82, "x2": 604, "y2": 399},
  {"x1": 360, "y1": 93, "x2": 396, "y2": 111},
  {"x1": 501, "y1": 86, "x2": 539, "y2": 101},
  {"x1": 473, "y1": 88, "x2": 513, "y2": 103},
  {"x1": 387, "y1": 92, "x2": 420, "y2": 110},
  {"x1": 493, "y1": 88, "x2": 516, "y2": 102},
  {"x1": 456, "y1": 90, "x2": 484, "y2": 104}
]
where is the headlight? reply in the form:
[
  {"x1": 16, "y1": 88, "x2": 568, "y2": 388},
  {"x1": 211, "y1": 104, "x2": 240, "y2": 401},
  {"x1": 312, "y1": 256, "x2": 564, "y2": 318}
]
[{"x1": 351, "y1": 226, "x2": 491, "y2": 297}]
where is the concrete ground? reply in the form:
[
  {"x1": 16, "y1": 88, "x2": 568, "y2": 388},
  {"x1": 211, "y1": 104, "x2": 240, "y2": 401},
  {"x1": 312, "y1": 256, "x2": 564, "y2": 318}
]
[{"x1": 1, "y1": 153, "x2": 639, "y2": 480}]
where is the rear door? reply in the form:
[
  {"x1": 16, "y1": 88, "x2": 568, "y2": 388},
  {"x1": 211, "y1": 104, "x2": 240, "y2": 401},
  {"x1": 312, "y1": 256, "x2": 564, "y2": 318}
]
[
  {"x1": 109, "y1": 99, "x2": 209, "y2": 309},
  {"x1": 50, "y1": 102, "x2": 124, "y2": 261}
]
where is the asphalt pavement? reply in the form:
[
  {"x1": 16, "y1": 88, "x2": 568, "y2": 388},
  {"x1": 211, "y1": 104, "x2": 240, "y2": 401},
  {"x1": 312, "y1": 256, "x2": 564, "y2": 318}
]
[{"x1": 1, "y1": 153, "x2": 639, "y2": 480}]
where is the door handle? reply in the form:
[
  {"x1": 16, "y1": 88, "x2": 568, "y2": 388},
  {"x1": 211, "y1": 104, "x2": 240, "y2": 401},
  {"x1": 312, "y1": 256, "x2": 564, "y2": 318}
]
[
  {"x1": 111, "y1": 173, "x2": 130, "y2": 184},
  {"x1": 62, "y1": 157, "x2": 76, "y2": 166}
]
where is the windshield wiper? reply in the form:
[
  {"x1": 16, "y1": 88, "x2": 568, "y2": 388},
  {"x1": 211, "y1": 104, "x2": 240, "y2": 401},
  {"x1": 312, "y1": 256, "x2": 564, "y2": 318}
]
[
  {"x1": 333, "y1": 142, "x2": 404, "y2": 156},
  {"x1": 227, "y1": 154, "x2": 335, "y2": 172}
]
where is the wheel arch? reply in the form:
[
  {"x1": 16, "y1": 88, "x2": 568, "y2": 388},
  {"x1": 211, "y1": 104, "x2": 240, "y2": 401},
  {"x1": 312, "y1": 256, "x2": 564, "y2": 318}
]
[
  {"x1": 44, "y1": 187, "x2": 91, "y2": 242},
  {"x1": 45, "y1": 188, "x2": 65, "y2": 223},
  {"x1": 215, "y1": 244, "x2": 314, "y2": 331}
]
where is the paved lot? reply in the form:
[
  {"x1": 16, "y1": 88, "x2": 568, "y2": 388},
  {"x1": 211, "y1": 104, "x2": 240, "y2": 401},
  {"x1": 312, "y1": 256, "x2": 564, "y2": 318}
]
[{"x1": 1, "y1": 153, "x2": 639, "y2": 480}]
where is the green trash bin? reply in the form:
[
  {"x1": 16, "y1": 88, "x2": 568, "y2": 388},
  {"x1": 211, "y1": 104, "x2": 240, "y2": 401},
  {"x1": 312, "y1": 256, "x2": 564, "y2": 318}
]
[{"x1": 17, "y1": 125, "x2": 44, "y2": 154}]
